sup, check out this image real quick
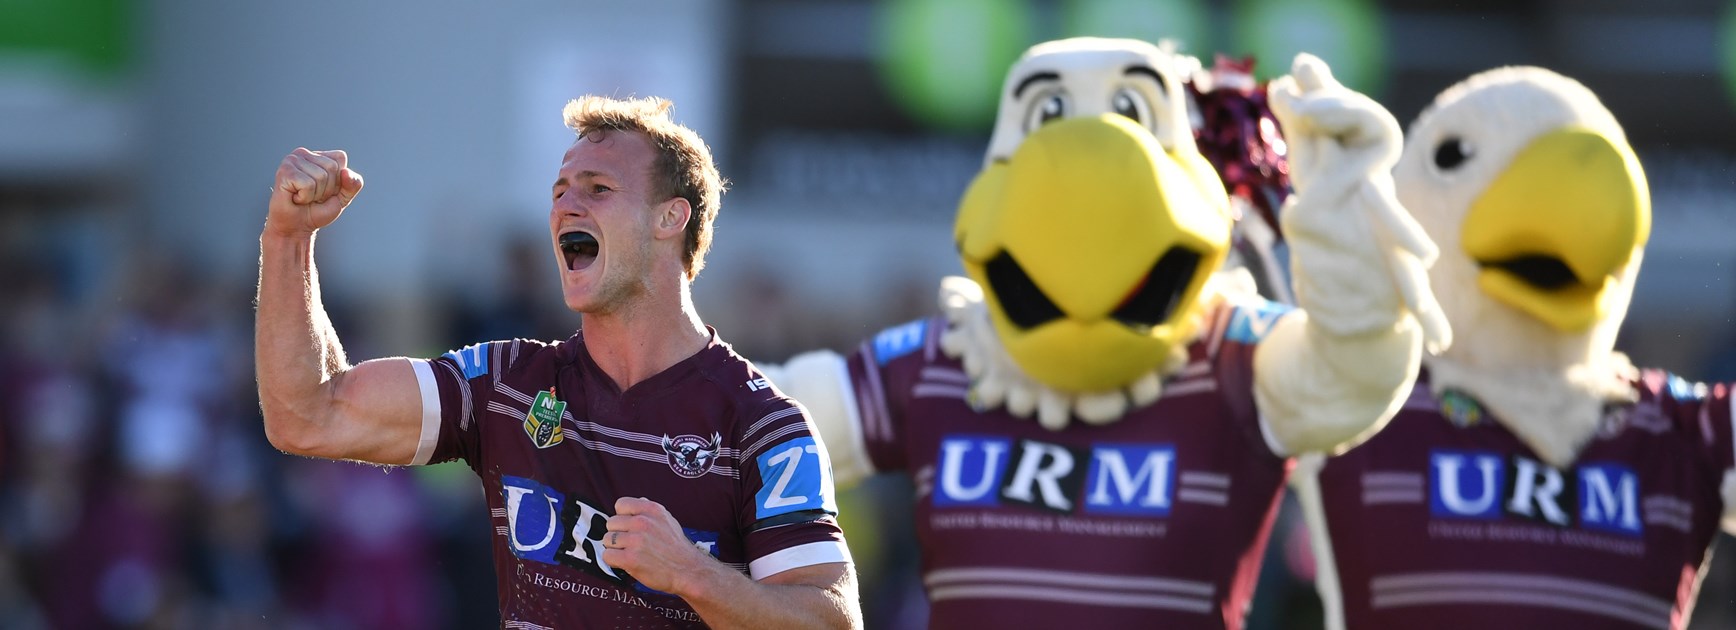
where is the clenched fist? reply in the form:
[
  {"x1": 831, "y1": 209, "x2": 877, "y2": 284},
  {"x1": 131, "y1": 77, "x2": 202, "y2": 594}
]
[
  {"x1": 602, "y1": 496, "x2": 718, "y2": 595},
  {"x1": 266, "y1": 148, "x2": 364, "y2": 237}
]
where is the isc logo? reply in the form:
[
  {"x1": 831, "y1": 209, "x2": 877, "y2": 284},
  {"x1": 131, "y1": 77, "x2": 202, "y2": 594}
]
[
  {"x1": 933, "y1": 436, "x2": 1175, "y2": 516},
  {"x1": 1428, "y1": 450, "x2": 1641, "y2": 536}
]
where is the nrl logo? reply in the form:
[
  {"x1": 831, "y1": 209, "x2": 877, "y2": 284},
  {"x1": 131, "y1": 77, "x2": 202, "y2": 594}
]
[
  {"x1": 523, "y1": 388, "x2": 567, "y2": 449},
  {"x1": 662, "y1": 433, "x2": 722, "y2": 478}
]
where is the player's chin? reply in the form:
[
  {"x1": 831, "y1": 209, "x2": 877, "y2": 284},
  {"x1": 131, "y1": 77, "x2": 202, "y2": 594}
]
[
  {"x1": 560, "y1": 286, "x2": 596, "y2": 313},
  {"x1": 563, "y1": 277, "x2": 618, "y2": 313}
]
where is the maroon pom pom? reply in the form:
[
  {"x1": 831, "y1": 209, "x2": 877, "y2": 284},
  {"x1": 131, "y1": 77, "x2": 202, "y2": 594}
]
[{"x1": 1187, "y1": 54, "x2": 1292, "y2": 239}]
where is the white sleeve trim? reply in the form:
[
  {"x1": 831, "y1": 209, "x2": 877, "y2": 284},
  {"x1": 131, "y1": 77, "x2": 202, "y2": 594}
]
[
  {"x1": 748, "y1": 540, "x2": 852, "y2": 580},
  {"x1": 409, "y1": 359, "x2": 442, "y2": 466}
]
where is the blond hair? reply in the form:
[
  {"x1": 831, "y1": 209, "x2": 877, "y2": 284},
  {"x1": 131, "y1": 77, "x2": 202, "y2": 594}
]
[{"x1": 563, "y1": 96, "x2": 724, "y2": 280}]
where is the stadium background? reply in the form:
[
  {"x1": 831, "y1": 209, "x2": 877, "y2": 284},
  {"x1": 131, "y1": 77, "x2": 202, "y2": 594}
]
[{"x1": 1, "y1": 0, "x2": 1733, "y2": 627}]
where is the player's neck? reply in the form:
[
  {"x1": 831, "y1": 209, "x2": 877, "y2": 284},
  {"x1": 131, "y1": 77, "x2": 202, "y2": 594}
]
[{"x1": 580, "y1": 278, "x2": 709, "y2": 392}]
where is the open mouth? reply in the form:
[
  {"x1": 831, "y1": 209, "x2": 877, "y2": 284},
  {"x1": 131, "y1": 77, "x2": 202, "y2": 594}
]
[
  {"x1": 559, "y1": 231, "x2": 599, "y2": 271},
  {"x1": 985, "y1": 252, "x2": 1065, "y2": 329},
  {"x1": 1480, "y1": 255, "x2": 1579, "y2": 290},
  {"x1": 1112, "y1": 248, "x2": 1201, "y2": 329},
  {"x1": 983, "y1": 247, "x2": 1200, "y2": 331}
]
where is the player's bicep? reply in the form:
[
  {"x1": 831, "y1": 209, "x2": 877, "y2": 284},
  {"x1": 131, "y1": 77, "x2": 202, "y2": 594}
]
[{"x1": 323, "y1": 357, "x2": 428, "y2": 465}]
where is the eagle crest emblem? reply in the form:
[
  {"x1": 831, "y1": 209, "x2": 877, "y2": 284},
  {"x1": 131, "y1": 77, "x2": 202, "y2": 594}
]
[{"x1": 662, "y1": 433, "x2": 722, "y2": 478}]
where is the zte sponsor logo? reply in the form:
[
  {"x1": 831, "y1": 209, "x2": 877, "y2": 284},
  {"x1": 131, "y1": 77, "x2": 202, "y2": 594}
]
[
  {"x1": 933, "y1": 436, "x2": 1176, "y2": 516},
  {"x1": 502, "y1": 476, "x2": 719, "y2": 586},
  {"x1": 1428, "y1": 450, "x2": 1641, "y2": 536}
]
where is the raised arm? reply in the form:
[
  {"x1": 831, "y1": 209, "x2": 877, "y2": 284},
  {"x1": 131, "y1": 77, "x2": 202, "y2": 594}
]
[
  {"x1": 1254, "y1": 55, "x2": 1452, "y2": 456},
  {"x1": 256, "y1": 148, "x2": 425, "y2": 465}
]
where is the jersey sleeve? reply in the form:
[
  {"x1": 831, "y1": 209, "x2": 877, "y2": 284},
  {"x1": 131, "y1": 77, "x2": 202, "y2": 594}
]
[
  {"x1": 1214, "y1": 297, "x2": 1297, "y2": 458},
  {"x1": 408, "y1": 339, "x2": 537, "y2": 467},
  {"x1": 843, "y1": 318, "x2": 939, "y2": 474},
  {"x1": 1691, "y1": 377, "x2": 1733, "y2": 532},
  {"x1": 1715, "y1": 382, "x2": 1736, "y2": 535},
  {"x1": 1654, "y1": 372, "x2": 1736, "y2": 534},
  {"x1": 735, "y1": 397, "x2": 852, "y2": 580}
]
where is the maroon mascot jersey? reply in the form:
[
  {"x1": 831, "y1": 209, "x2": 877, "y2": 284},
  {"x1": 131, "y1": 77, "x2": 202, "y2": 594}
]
[
  {"x1": 408, "y1": 330, "x2": 850, "y2": 629},
  {"x1": 845, "y1": 298, "x2": 1295, "y2": 629},
  {"x1": 1300, "y1": 369, "x2": 1735, "y2": 630}
]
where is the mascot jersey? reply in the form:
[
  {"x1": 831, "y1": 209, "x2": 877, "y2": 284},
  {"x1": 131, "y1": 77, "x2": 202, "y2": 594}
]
[
  {"x1": 845, "y1": 298, "x2": 1293, "y2": 630},
  {"x1": 407, "y1": 332, "x2": 850, "y2": 629},
  {"x1": 1301, "y1": 369, "x2": 1733, "y2": 630}
]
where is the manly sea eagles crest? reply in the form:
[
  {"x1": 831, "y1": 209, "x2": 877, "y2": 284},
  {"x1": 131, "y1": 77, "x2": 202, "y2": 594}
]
[{"x1": 662, "y1": 433, "x2": 722, "y2": 478}]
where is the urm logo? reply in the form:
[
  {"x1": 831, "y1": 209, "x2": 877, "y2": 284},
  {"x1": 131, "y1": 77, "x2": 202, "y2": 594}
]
[
  {"x1": 933, "y1": 436, "x2": 1175, "y2": 516},
  {"x1": 1427, "y1": 450, "x2": 1640, "y2": 536},
  {"x1": 502, "y1": 476, "x2": 730, "y2": 585},
  {"x1": 501, "y1": 475, "x2": 625, "y2": 582}
]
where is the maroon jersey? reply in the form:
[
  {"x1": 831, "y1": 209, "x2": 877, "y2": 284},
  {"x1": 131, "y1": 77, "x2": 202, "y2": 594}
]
[
  {"x1": 846, "y1": 299, "x2": 1295, "y2": 629},
  {"x1": 409, "y1": 330, "x2": 850, "y2": 629},
  {"x1": 1303, "y1": 369, "x2": 1736, "y2": 630}
]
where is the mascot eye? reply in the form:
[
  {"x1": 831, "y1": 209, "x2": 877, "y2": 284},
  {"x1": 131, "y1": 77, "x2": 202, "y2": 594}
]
[
  {"x1": 1111, "y1": 88, "x2": 1151, "y2": 126},
  {"x1": 1025, "y1": 92, "x2": 1069, "y2": 132},
  {"x1": 1434, "y1": 137, "x2": 1473, "y2": 171}
]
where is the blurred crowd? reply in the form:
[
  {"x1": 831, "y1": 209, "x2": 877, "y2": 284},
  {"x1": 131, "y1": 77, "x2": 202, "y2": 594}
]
[
  {"x1": 0, "y1": 228, "x2": 1731, "y2": 629},
  {"x1": 0, "y1": 241, "x2": 492, "y2": 629}
]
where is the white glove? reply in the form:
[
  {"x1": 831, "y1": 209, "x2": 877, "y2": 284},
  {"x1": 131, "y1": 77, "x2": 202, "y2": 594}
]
[{"x1": 1269, "y1": 54, "x2": 1451, "y2": 353}]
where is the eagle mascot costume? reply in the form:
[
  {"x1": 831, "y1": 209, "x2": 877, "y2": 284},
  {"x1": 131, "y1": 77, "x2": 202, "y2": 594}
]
[
  {"x1": 1293, "y1": 67, "x2": 1736, "y2": 630},
  {"x1": 762, "y1": 37, "x2": 1450, "y2": 629}
]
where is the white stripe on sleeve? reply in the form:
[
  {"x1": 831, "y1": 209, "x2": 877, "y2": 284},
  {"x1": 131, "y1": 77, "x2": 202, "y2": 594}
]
[
  {"x1": 409, "y1": 359, "x2": 443, "y2": 466},
  {"x1": 749, "y1": 541, "x2": 852, "y2": 580}
]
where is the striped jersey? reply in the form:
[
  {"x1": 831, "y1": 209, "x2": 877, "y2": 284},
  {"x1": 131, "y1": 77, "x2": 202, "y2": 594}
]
[
  {"x1": 410, "y1": 329, "x2": 850, "y2": 629},
  {"x1": 845, "y1": 299, "x2": 1295, "y2": 629},
  {"x1": 1299, "y1": 368, "x2": 1736, "y2": 630}
]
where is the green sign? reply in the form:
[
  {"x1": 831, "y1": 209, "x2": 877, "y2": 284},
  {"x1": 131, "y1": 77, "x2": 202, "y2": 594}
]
[
  {"x1": 1233, "y1": 0, "x2": 1385, "y2": 94},
  {"x1": 1723, "y1": 2, "x2": 1736, "y2": 107},
  {"x1": 0, "y1": 0, "x2": 131, "y2": 76},
  {"x1": 874, "y1": 0, "x2": 1032, "y2": 132},
  {"x1": 1062, "y1": 0, "x2": 1213, "y2": 58}
]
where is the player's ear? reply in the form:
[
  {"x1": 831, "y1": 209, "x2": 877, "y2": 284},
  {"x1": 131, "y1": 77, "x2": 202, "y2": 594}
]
[{"x1": 654, "y1": 197, "x2": 691, "y2": 240}]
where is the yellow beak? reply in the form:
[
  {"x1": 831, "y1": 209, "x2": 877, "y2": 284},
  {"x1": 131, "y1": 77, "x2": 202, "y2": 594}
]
[
  {"x1": 955, "y1": 115, "x2": 1229, "y2": 392},
  {"x1": 1462, "y1": 127, "x2": 1650, "y2": 332}
]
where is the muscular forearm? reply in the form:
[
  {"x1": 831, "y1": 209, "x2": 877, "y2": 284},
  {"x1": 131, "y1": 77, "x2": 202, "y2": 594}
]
[
  {"x1": 256, "y1": 230, "x2": 346, "y2": 453},
  {"x1": 678, "y1": 562, "x2": 860, "y2": 630}
]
